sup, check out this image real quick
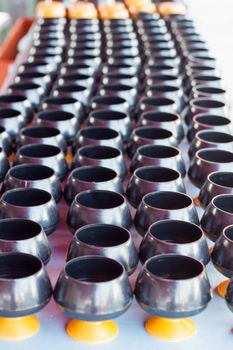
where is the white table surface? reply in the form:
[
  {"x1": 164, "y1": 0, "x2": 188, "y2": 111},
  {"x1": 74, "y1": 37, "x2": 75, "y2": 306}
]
[{"x1": 1, "y1": 1, "x2": 233, "y2": 348}]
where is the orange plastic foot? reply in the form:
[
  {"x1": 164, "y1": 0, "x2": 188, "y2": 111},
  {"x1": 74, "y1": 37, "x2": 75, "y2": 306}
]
[
  {"x1": 158, "y1": 2, "x2": 186, "y2": 16},
  {"x1": 0, "y1": 315, "x2": 40, "y2": 341},
  {"x1": 36, "y1": 1, "x2": 66, "y2": 18},
  {"x1": 193, "y1": 196, "x2": 200, "y2": 206},
  {"x1": 145, "y1": 316, "x2": 196, "y2": 341},
  {"x1": 66, "y1": 319, "x2": 118, "y2": 344},
  {"x1": 66, "y1": 149, "x2": 73, "y2": 162},
  {"x1": 217, "y1": 279, "x2": 230, "y2": 298}
]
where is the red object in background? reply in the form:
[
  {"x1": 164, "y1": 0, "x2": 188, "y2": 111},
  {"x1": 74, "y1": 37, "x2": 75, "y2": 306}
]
[{"x1": 0, "y1": 17, "x2": 33, "y2": 87}]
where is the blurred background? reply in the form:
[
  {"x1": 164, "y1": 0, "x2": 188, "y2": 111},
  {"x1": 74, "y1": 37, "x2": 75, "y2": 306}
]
[{"x1": 0, "y1": 0, "x2": 233, "y2": 101}]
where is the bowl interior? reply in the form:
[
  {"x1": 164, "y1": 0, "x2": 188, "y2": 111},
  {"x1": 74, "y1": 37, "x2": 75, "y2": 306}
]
[
  {"x1": 146, "y1": 255, "x2": 203, "y2": 280},
  {"x1": 0, "y1": 253, "x2": 42, "y2": 279},
  {"x1": 144, "y1": 191, "x2": 192, "y2": 209},
  {"x1": 77, "y1": 225, "x2": 129, "y2": 247},
  {"x1": 151, "y1": 220, "x2": 202, "y2": 244},
  {"x1": 139, "y1": 145, "x2": 179, "y2": 158},
  {"x1": 0, "y1": 219, "x2": 41, "y2": 240},
  {"x1": 80, "y1": 145, "x2": 120, "y2": 159},
  {"x1": 10, "y1": 164, "x2": 54, "y2": 180},
  {"x1": 76, "y1": 190, "x2": 124, "y2": 209},
  {"x1": 73, "y1": 166, "x2": 116, "y2": 182},
  {"x1": 3, "y1": 189, "x2": 51, "y2": 206},
  {"x1": 136, "y1": 167, "x2": 179, "y2": 182},
  {"x1": 65, "y1": 257, "x2": 123, "y2": 282},
  {"x1": 210, "y1": 172, "x2": 233, "y2": 188}
]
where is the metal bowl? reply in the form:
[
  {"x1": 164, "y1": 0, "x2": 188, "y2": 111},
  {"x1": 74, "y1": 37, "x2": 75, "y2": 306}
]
[
  {"x1": 139, "y1": 220, "x2": 209, "y2": 265},
  {"x1": 0, "y1": 188, "x2": 59, "y2": 235},
  {"x1": 66, "y1": 224, "x2": 138, "y2": 275},
  {"x1": 0, "y1": 252, "x2": 52, "y2": 317},
  {"x1": 187, "y1": 113, "x2": 232, "y2": 142},
  {"x1": 0, "y1": 218, "x2": 51, "y2": 264},
  {"x1": 18, "y1": 126, "x2": 67, "y2": 154},
  {"x1": 188, "y1": 130, "x2": 233, "y2": 159},
  {"x1": 127, "y1": 127, "x2": 177, "y2": 158},
  {"x1": 126, "y1": 166, "x2": 185, "y2": 208},
  {"x1": 211, "y1": 225, "x2": 233, "y2": 278},
  {"x1": 67, "y1": 189, "x2": 132, "y2": 233},
  {"x1": 36, "y1": 109, "x2": 79, "y2": 144},
  {"x1": 87, "y1": 109, "x2": 132, "y2": 141},
  {"x1": 72, "y1": 145, "x2": 127, "y2": 180},
  {"x1": 0, "y1": 94, "x2": 33, "y2": 123},
  {"x1": 138, "y1": 111, "x2": 184, "y2": 144},
  {"x1": 54, "y1": 256, "x2": 133, "y2": 321},
  {"x1": 72, "y1": 126, "x2": 123, "y2": 153},
  {"x1": 134, "y1": 191, "x2": 199, "y2": 236},
  {"x1": 2, "y1": 164, "x2": 62, "y2": 202},
  {"x1": 14, "y1": 144, "x2": 69, "y2": 181},
  {"x1": 135, "y1": 254, "x2": 212, "y2": 318},
  {"x1": 0, "y1": 108, "x2": 25, "y2": 139},
  {"x1": 188, "y1": 148, "x2": 233, "y2": 188},
  {"x1": 198, "y1": 171, "x2": 233, "y2": 208},
  {"x1": 130, "y1": 144, "x2": 186, "y2": 177},
  {"x1": 200, "y1": 194, "x2": 233, "y2": 242},
  {"x1": 42, "y1": 96, "x2": 83, "y2": 119},
  {"x1": 64, "y1": 166, "x2": 123, "y2": 205}
]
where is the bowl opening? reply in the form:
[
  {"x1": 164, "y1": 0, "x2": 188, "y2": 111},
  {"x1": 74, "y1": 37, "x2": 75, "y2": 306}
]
[
  {"x1": 196, "y1": 86, "x2": 225, "y2": 94},
  {"x1": 80, "y1": 145, "x2": 120, "y2": 159},
  {"x1": 199, "y1": 149, "x2": 233, "y2": 163},
  {"x1": 196, "y1": 115, "x2": 230, "y2": 126},
  {"x1": 213, "y1": 195, "x2": 233, "y2": 214},
  {"x1": 151, "y1": 221, "x2": 202, "y2": 243},
  {"x1": 91, "y1": 110, "x2": 126, "y2": 121},
  {"x1": 21, "y1": 126, "x2": 60, "y2": 138},
  {"x1": 195, "y1": 75, "x2": 221, "y2": 82},
  {"x1": 18, "y1": 72, "x2": 46, "y2": 79},
  {"x1": 0, "y1": 109, "x2": 20, "y2": 118},
  {"x1": 101, "y1": 84, "x2": 132, "y2": 92},
  {"x1": 38, "y1": 110, "x2": 74, "y2": 121},
  {"x1": 0, "y1": 219, "x2": 41, "y2": 240},
  {"x1": 143, "y1": 111, "x2": 177, "y2": 122},
  {"x1": 93, "y1": 96, "x2": 126, "y2": 105},
  {"x1": 43, "y1": 97, "x2": 77, "y2": 105},
  {"x1": 199, "y1": 131, "x2": 233, "y2": 143},
  {"x1": 76, "y1": 190, "x2": 124, "y2": 209},
  {"x1": 136, "y1": 167, "x2": 179, "y2": 182},
  {"x1": 193, "y1": 99, "x2": 224, "y2": 108},
  {"x1": 10, "y1": 82, "x2": 40, "y2": 90},
  {"x1": 150, "y1": 70, "x2": 178, "y2": 79},
  {"x1": 80, "y1": 127, "x2": 118, "y2": 140},
  {"x1": 10, "y1": 164, "x2": 54, "y2": 180},
  {"x1": 3, "y1": 189, "x2": 51, "y2": 206},
  {"x1": 143, "y1": 97, "x2": 174, "y2": 106},
  {"x1": 0, "y1": 253, "x2": 42, "y2": 279},
  {"x1": 139, "y1": 145, "x2": 179, "y2": 158},
  {"x1": 148, "y1": 85, "x2": 178, "y2": 93},
  {"x1": 61, "y1": 73, "x2": 91, "y2": 80},
  {"x1": 65, "y1": 256, "x2": 123, "y2": 282},
  {"x1": 136, "y1": 127, "x2": 172, "y2": 139},
  {"x1": 20, "y1": 144, "x2": 60, "y2": 157},
  {"x1": 77, "y1": 224, "x2": 129, "y2": 247},
  {"x1": 144, "y1": 191, "x2": 192, "y2": 209},
  {"x1": 210, "y1": 172, "x2": 233, "y2": 188},
  {"x1": 146, "y1": 255, "x2": 203, "y2": 280},
  {"x1": 0, "y1": 95, "x2": 26, "y2": 103},
  {"x1": 73, "y1": 166, "x2": 116, "y2": 182},
  {"x1": 56, "y1": 85, "x2": 86, "y2": 93}
]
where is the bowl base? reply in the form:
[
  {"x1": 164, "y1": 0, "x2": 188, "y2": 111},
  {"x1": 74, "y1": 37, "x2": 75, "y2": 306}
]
[
  {"x1": 66, "y1": 319, "x2": 118, "y2": 344},
  {"x1": 217, "y1": 279, "x2": 230, "y2": 298},
  {"x1": 0, "y1": 315, "x2": 40, "y2": 341},
  {"x1": 145, "y1": 316, "x2": 196, "y2": 341}
]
